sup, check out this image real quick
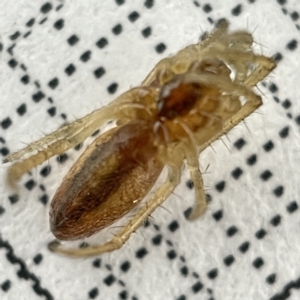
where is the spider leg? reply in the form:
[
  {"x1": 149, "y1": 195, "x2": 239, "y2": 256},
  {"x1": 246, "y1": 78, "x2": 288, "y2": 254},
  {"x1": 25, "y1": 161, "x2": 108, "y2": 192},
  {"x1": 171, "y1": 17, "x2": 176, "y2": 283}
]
[
  {"x1": 4, "y1": 88, "x2": 155, "y2": 187},
  {"x1": 48, "y1": 150, "x2": 183, "y2": 257},
  {"x1": 182, "y1": 141, "x2": 207, "y2": 220}
]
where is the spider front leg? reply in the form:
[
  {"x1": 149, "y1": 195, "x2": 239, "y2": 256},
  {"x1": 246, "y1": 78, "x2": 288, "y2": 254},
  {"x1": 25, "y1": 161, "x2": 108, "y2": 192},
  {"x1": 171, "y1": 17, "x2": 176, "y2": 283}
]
[
  {"x1": 4, "y1": 88, "x2": 155, "y2": 187},
  {"x1": 48, "y1": 148, "x2": 183, "y2": 258}
]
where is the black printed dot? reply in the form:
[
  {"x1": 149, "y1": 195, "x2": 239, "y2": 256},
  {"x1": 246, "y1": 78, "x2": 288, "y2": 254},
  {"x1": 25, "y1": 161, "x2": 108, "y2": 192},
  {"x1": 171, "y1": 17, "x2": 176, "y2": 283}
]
[
  {"x1": 1, "y1": 280, "x2": 11, "y2": 292},
  {"x1": 39, "y1": 18, "x2": 47, "y2": 26},
  {"x1": 263, "y1": 140, "x2": 274, "y2": 152},
  {"x1": 8, "y1": 194, "x2": 19, "y2": 204},
  {"x1": 119, "y1": 290, "x2": 128, "y2": 300},
  {"x1": 65, "y1": 63, "x2": 76, "y2": 76},
  {"x1": 192, "y1": 281, "x2": 203, "y2": 293},
  {"x1": 78, "y1": 53, "x2": 90, "y2": 65},
  {"x1": 136, "y1": 247, "x2": 148, "y2": 258},
  {"x1": 167, "y1": 250, "x2": 177, "y2": 260},
  {"x1": 180, "y1": 266, "x2": 188, "y2": 277},
  {"x1": 0, "y1": 206, "x2": 5, "y2": 215},
  {"x1": 26, "y1": 18, "x2": 35, "y2": 27},
  {"x1": 40, "y1": 166, "x2": 51, "y2": 177},
  {"x1": 224, "y1": 255, "x2": 235, "y2": 266},
  {"x1": 152, "y1": 234, "x2": 162, "y2": 245},
  {"x1": 67, "y1": 34, "x2": 79, "y2": 46},
  {"x1": 47, "y1": 107, "x2": 56, "y2": 117},
  {"x1": 234, "y1": 138, "x2": 246, "y2": 149},
  {"x1": 286, "y1": 39, "x2": 297, "y2": 50},
  {"x1": 227, "y1": 226, "x2": 238, "y2": 237},
  {"x1": 194, "y1": 1, "x2": 200, "y2": 7},
  {"x1": 25, "y1": 179, "x2": 36, "y2": 191},
  {"x1": 247, "y1": 154, "x2": 257, "y2": 165},
  {"x1": 57, "y1": 153, "x2": 68, "y2": 163},
  {"x1": 128, "y1": 11, "x2": 140, "y2": 22},
  {"x1": 33, "y1": 253, "x2": 43, "y2": 264},
  {"x1": 107, "y1": 83, "x2": 118, "y2": 94},
  {"x1": 23, "y1": 32, "x2": 30, "y2": 39},
  {"x1": 96, "y1": 37, "x2": 108, "y2": 49},
  {"x1": 260, "y1": 170, "x2": 273, "y2": 181},
  {"x1": 16, "y1": 103, "x2": 26, "y2": 116},
  {"x1": 296, "y1": 115, "x2": 300, "y2": 125},
  {"x1": 203, "y1": 4, "x2": 212, "y2": 13},
  {"x1": 266, "y1": 273, "x2": 276, "y2": 284},
  {"x1": 277, "y1": 0, "x2": 286, "y2": 4},
  {"x1": 184, "y1": 207, "x2": 193, "y2": 219},
  {"x1": 94, "y1": 67, "x2": 105, "y2": 79},
  {"x1": 274, "y1": 52, "x2": 283, "y2": 62},
  {"x1": 186, "y1": 179, "x2": 194, "y2": 189},
  {"x1": 41, "y1": 2, "x2": 52, "y2": 14},
  {"x1": 39, "y1": 194, "x2": 48, "y2": 205},
  {"x1": 54, "y1": 19, "x2": 64, "y2": 30},
  {"x1": 177, "y1": 296, "x2": 186, "y2": 300},
  {"x1": 8, "y1": 59, "x2": 18, "y2": 68},
  {"x1": 286, "y1": 201, "x2": 298, "y2": 213},
  {"x1": 32, "y1": 91, "x2": 45, "y2": 102},
  {"x1": 282, "y1": 99, "x2": 291, "y2": 109},
  {"x1": 255, "y1": 229, "x2": 267, "y2": 239},
  {"x1": 269, "y1": 83, "x2": 278, "y2": 93},
  {"x1": 115, "y1": 0, "x2": 125, "y2": 5},
  {"x1": 215, "y1": 181, "x2": 225, "y2": 192},
  {"x1": 212, "y1": 210, "x2": 223, "y2": 221},
  {"x1": 141, "y1": 26, "x2": 151, "y2": 38},
  {"x1": 270, "y1": 214, "x2": 281, "y2": 226},
  {"x1": 279, "y1": 126, "x2": 289, "y2": 138},
  {"x1": 232, "y1": 4, "x2": 242, "y2": 16},
  {"x1": 144, "y1": 219, "x2": 150, "y2": 227},
  {"x1": 112, "y1": 24, "x2": 122, "y2": 35},
  {"x1": 168, "y1": 220, "x2": 179, "y2": 232},
  {"x1": 291, "y1": 11, "x2": 299, "y2": 21},
  {"x1": 120, "y1": 261, "x2": 130, "y2": 272},
  {"x1": 103, "y1": 274, "x2": 115, "y2": 286},
  {"x1": 273, "y1": 186, "x2": 284, "y2": 197},
  {"x1": 92, "y1": 259, "x2": 101, "y2": 268},
  {"x1": 1, "y1": 147, "x2": 9, "y2": 156},
  {"x1": 48, "y1": 77, "x2": 59, "y2": 89},
  {"x1": 91, "y1": 130, "x2": 100, "y2": 137},
  {"x1": 155, "y1": 43, "x2": 166, "y2": 53},
  {"x1": 207, "y1": 268, "x2": 218, "y2": 279},
  {"x1": 231, "y1": 167, "x2": 243, "y2": 179},
  {"x1": 144, "y1": 0, "x2": 154, "y2": 8},
  {"x1": 88, "y1": 287, "x2": 99, "y2": 299},
  {"x1": 239, "y1": 241, "x2": 250, "y2": 253},
  {"x1": 21, "y1": 75, "x2": 30, "y2": 84},
  {"x1": 1, "y1": 118, "x2": 12, "y2": 129},
  {"x1": 253, "y1": 257, "x2": 264, "y2": 269},
  {"x1": 10, "y1": 31, "x2": 20, "y2": 40}
]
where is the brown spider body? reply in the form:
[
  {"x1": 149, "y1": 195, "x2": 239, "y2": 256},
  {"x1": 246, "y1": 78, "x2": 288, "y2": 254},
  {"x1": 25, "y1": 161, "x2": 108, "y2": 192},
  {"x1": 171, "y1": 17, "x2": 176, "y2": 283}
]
[
  {"x1": 4, "y1": 20, "x2": 276, "y2": 257},
  {"x1": 51, "y1": 120, "x2": 163, "y2": 240}
]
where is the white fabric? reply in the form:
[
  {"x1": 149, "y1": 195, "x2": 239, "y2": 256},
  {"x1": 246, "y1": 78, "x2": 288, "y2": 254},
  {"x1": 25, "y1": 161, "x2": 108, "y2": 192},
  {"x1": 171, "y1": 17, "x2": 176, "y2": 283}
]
[{"x1": 1, "y1": 1, "x2": 300, "y2": 299}]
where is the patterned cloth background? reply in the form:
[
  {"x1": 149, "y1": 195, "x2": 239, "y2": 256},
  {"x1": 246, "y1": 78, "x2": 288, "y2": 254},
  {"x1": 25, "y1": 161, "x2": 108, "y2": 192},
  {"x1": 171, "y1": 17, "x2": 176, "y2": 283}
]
[{"x1": 1, "y1": 1, "x2": 300, "y2": 300}]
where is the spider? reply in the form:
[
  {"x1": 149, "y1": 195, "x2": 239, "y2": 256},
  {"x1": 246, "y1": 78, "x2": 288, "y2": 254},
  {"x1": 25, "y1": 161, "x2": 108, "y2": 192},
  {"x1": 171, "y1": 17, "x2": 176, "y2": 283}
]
[{"x1": 3, "y1": 20, "x2": 276, "y2": 257}]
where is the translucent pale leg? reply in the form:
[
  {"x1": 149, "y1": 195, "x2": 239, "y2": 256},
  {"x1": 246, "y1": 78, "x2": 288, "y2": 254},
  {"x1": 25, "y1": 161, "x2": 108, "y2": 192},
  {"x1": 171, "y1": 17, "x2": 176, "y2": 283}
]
[
  {"x1": 4, "y1": 90, "x2": 153, "y2": 187},
  {"x1": 48, "y1": 152, "x2": 183, "y2": 258},
  {"x1": 183, "y1": 142, "x2": 207, "y2": 221}
]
